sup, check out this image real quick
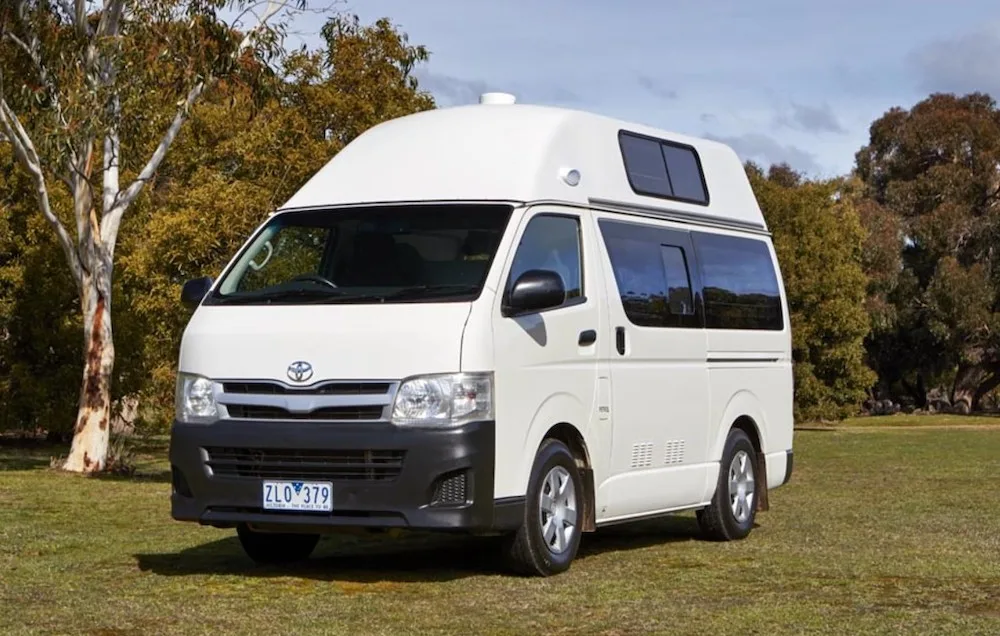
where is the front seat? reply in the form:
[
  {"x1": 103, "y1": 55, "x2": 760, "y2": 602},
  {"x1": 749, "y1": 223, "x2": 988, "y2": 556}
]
[{"x1": 338, "y1": 232, "x2": 407, "y2": 286}]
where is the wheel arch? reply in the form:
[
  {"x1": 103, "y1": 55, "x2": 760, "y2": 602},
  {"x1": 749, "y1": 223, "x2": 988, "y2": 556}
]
[
  {"x1": 711, "y1": 390, "x2": 769, "y2": 461},
  {"x1": 538, "y1": 422, "x2": 597, "y2": 533},
  {"x1": 711, "y1": 391, "x2": 771, "y2": 512}
]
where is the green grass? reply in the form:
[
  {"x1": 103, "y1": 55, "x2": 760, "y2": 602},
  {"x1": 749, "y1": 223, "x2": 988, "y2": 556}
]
[
  {"x1": 2, "y1": 426, "x2": 1000, "y2": 635},
  {"x1": 814, "y1": 414, "x2": 1000, "y2": 428}
]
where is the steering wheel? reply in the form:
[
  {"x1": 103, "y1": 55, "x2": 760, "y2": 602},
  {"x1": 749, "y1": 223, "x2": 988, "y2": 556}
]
[{"x1": 291, "y1": 274, "x2": 339, "y2": 288}]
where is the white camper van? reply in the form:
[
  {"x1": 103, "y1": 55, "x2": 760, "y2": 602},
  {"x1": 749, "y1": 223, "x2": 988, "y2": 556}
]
[{"x1": 170, "y1": 93, "x2": 794, "y2": 576}]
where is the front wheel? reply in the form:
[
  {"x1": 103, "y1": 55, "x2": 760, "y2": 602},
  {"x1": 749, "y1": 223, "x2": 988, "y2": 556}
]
[
  {"x1": 697, "y1": 428, "x2": 758, "y2": 541},
  {"x1": 502, "y1": 438, "x2": 584, "y2": 576},
  {"x1": 236, "y1": 523, "x2": 320, "y2": 565}
]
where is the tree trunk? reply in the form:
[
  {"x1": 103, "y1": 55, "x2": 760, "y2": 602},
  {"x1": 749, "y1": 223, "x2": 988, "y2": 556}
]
[
  {"x1": 62, "y1": 277, "x2": 114, "y2": 473},
  {"x1": 973, "y1": 371, "x2": 1000, "y2": 411},
  {"x1": 951, "y1": 363, "x2": 991, "y2": 415}
]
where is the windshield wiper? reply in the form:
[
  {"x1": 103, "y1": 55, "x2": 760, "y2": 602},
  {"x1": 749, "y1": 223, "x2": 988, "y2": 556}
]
[
  {"x1": 378, "y1": 284, "x2": 481, "y2": 301},
  {"x1": 214, "y1": 287, "x2": 351, "y2": 305}
]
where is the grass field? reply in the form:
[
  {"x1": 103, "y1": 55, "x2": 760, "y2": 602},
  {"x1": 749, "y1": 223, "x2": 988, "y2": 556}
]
[{"x1": 2, "y1": 420, "x2": 1000, "y2": 635}]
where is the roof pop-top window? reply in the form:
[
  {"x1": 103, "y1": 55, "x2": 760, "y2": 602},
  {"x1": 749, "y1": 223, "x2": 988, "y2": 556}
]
[{"x1": 618, "y1": 131, "x2": 709, "y2": 205}]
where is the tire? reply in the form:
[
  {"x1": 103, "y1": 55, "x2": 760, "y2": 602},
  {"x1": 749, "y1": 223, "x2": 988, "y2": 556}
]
[
  {"x1": 236, "y1": 523, "x2": 320, "y2": 565},
  {"x1": 697, "y1": 428, "x2": 759, "y2": 542},
  {"x1": 502, "y1": 438, "x2": 584, "y2": 577}
]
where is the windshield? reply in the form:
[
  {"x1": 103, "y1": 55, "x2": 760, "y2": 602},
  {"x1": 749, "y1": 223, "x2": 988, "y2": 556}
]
[{"x1": 207, "y1": 204, "x2": 514, "y2": 305}]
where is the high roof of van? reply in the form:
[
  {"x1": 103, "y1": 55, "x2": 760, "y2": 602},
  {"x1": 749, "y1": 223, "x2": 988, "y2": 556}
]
[{"x1": 279, "y1": 95, "x2": 767, "y2": 231}]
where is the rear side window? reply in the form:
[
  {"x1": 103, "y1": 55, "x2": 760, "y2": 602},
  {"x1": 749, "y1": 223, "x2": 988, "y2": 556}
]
[
  {"x1": 619, "y1": 131, "x2": 709, "y2": 205},
  {"x1": 599, "y1": 220, "x2": 699, "y2": 328},
  {"x1": 692, "y1": 232, "x2": 783, "y2": 330}
]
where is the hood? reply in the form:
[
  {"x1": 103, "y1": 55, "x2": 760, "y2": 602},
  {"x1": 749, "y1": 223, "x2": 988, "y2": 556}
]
[{"x1": 178, "y1": 302, "x2": 474, "y2": 382}]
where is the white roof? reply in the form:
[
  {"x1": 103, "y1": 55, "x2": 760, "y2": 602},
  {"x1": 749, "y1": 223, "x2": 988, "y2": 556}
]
[{"x1": 279, "y1": 99, "x2": 766, "y2": 231}]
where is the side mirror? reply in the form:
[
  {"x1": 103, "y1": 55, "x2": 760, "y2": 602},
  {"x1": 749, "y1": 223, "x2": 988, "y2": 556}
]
[
  {"x1": 504, "y1": 269, "x2": 565, "y2": 317},
  {"x1": 181, "y1": 276, "x2": 214, "y2": 310}
]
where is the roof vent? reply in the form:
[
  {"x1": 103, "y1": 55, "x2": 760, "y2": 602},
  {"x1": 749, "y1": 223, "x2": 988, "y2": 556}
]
[{"x1": 479, "y1": 92, "x2": 517, "y2": 105}]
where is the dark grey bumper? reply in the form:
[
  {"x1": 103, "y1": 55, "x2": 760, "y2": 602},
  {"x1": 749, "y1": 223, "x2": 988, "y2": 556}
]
[{"x1": 168, "y1": 418, "x2": 523, "y2": 532}]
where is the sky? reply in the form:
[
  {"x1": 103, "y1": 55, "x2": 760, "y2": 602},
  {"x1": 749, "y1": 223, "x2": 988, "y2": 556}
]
[{"x1": 275, "y1": 0, "x2": 1000, "y2": 179}]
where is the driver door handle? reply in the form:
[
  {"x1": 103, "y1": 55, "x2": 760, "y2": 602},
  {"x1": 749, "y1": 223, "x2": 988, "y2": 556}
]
[{"x1": 578, "y1": 329, "x2": 597, "y2": 346}]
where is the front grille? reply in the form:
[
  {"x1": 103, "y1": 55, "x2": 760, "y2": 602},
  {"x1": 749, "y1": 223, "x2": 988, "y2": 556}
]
[
  {"x1": 222, "y1": 382, "x2": 392, "y2": 396},
  {"x1": 431, "y1": 470, "x2": 468, "y2": 506},
  {"x1": 225, "y1": 404, "x2": 384, "y2": 421},
  {"x1": 205, "y1": 447, "x2": 405, "y2": 481}
]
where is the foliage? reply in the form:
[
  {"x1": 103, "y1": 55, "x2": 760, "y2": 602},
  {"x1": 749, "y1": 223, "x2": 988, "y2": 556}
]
[
  {"x1": 855, "y1": 92, "x2": 1000, "y2": 411},
  {"x1": 749, "y1": 162, "x2": 876, "y2": 421},
  {"x1": 0, "y1": 10, "x2": 434, "y2": 434}
]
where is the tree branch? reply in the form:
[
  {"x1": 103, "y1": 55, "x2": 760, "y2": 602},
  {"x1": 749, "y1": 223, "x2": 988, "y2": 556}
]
[
  {"x1": 97, "y1": 0, "x2": 125, "y2": 38},
  {"x1": 101, "y1": 80, "x2": 204, "y2": 248},
  {"x1": 99, "y1": 0, "x2": 299, "y2": 250},
  {"x1": 74, "y1": 0, "x2": 88, "y2": 36},
  {"x1": 0, "y1": 99, "x2": 83, "y2": 286},
  {"x1": 3, "y1": 7, "x2": 71, "y2": 133},
  {"x1": 238, "y1": 0, "x2": 292, "y2": 52}
]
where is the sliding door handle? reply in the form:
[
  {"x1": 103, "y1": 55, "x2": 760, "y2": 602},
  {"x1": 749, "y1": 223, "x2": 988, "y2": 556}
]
[
  {"x1": 578, "y1": 329, "x2": 597, "y2": 346},
  {"x1": 615, "y1": 327, "x2": 626, "y2": 355}
]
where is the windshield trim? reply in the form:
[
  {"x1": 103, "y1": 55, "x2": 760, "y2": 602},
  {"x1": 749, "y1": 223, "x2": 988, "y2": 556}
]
[{"x1": 202, "y1": 202, "x2": 515, "y2": 307}]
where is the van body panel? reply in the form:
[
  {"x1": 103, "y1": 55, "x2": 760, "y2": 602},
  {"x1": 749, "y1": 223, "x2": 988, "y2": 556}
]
[
  {"x1": 179, "y1": 302, "x2": 473, "y2": 381},
  {"x1": 280, "y1": 105, "x2": 767, "y2": 232},
  {"x1": 488, "y1": 204, "x2": 604, "y2": 499},
  {"x1": 588, "y1": 211, "x2": 715, "y2": 518},
  {"x1": 765, "y1": 450, "x2": 789, "y2": 490}
]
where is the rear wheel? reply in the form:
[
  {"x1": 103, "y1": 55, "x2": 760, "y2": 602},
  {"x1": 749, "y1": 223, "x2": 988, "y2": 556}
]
[
  {"x1": 236, "y1": 523, "x2": 320, "y2": 564},
  {"x1": 503, "y1": 438, "x2": 583, "y2": 576},
  {"x1": 697, "y1": 428, "x2": 758, "y2": 541}
]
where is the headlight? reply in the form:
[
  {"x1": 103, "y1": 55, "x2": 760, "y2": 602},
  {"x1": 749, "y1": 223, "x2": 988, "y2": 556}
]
[
  {"x1": 175, "y1": 372, "x2": 219, "y2": 423},
  {"x1": 391, "y1": 372, "x2": 493, "y2": 428}
]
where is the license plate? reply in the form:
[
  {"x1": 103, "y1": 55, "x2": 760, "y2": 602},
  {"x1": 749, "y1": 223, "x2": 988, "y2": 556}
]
[{"x1": 262, "y1": 480, "x2": 333, "y2": 512}]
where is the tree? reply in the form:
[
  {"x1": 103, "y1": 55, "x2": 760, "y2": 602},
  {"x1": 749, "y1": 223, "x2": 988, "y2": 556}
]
[
  {"x1": 748, "y1": 162, "x2": 876, "y2": 421},
  {"x1": 0, "y1": 1, "x2": 308, "y2": 471},
  {"x1": 855, "y1": 93, "x2": 1000, "y2": 412}
]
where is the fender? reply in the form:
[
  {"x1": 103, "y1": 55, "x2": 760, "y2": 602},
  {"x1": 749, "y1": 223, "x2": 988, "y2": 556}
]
[
  {"x1": 710, "y1": 389, "x2": 768, "y2": 461},
  {"x1": 513, "y1": 391, "x2": 592, "y2": 497}
]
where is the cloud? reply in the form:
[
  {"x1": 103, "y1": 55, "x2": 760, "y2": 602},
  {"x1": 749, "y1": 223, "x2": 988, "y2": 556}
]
[
  {"x1": 774, "y1": 102, "x2": 846, "y2": 134},
  {"x1": 908, "y1": 25, "x2": 1000, "y2": 97},
  {"x1": 414, "y1": 71, "x2": 493, "y2": 106},
  {"x1": 704, "y1": 132, "x2": 822, "y2": 176},
  {"x1": 700, "y1": 113, "x2": 717, "y2": 124},
  {"x1": 637, "y1": 75, "x2": 679, "y2": 100},
  {"x1": 414, "y1": 70, "x2": 581, "y2": 106}
]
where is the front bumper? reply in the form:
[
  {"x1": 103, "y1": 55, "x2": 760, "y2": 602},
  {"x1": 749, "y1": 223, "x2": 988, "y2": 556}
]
[{"x1": 168, "y1": 418, "x2": 523, "y2": 532}]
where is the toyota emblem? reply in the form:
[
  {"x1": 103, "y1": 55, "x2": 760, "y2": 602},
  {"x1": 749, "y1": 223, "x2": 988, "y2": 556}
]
[{"x1": 287, "y1": 361, "x2": 314, "y2": 383}]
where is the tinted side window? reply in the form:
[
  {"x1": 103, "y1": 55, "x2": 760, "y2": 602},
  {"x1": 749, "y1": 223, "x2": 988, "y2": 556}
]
[
  {"x1": 619, "y1": 133, "x2": 672, "y2": 197},
  {"x1": 619, "y1": 131, "x2": 709, "y2": 205},
  {"x1": 603, "y1": 234, "x2": 668, "y2": 327},
  {"x1": 660, "y1": 246, "x2": 694, "y2": 317},
  {"x1": 599, "y1": 220, "x2": 699, "y2": 328},
  {"x1": 661, "y1": 144, "x2": 708, "y2": 203},
  {"x1": 692, "y1": 232, "x2": 783, "y2": 330},
  {"x1": 508, "y1": 214, "x2": 583, "y2": 303}
]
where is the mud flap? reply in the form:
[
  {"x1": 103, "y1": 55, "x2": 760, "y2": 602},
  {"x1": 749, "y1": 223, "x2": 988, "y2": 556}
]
[
  {"x1": 580, "y1": 467, "x2": 596, "y2": 532},
  {"x1": 756, "y1": 452, "x2": 770, "y2": 511}
]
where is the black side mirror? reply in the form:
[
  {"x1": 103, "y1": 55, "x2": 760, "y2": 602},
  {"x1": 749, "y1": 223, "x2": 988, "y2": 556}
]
[
  {"x1": 504, "y1": 269, "x2": 565, "y2": 317},
  {"x1": 181, "y1": 276, "x2": 214, "y2": 310}
]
